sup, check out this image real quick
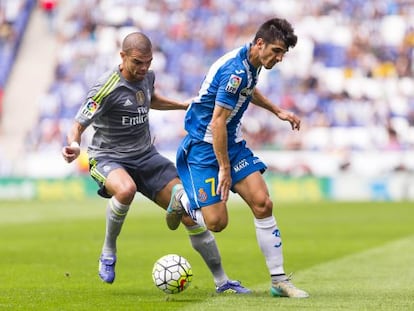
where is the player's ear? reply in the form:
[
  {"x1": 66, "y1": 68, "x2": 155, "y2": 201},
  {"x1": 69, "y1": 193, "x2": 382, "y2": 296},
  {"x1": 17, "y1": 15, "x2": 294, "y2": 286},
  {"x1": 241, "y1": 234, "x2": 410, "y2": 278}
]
[{"x1": 256, "y1": 38, "x2": 265, "y2": 50}]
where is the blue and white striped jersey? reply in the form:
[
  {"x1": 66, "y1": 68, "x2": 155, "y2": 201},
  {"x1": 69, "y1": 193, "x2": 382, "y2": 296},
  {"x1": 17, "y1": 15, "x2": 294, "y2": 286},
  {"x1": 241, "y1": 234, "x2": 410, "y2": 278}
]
[{"x1": 184, "y1": 43, "x2": 260, "y2": 145}]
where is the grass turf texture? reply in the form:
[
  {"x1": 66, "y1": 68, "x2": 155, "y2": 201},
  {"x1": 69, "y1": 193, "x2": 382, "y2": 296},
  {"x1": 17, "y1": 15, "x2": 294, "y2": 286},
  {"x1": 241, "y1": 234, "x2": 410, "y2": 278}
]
[{"x1": 1, "y1": 199, "x2": 413, "y2": 310}]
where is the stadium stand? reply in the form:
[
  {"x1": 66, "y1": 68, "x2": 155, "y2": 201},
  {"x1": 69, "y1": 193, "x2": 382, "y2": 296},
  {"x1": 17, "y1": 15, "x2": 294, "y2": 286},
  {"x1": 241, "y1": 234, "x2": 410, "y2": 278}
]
[
  {"x1": 0, "y1": 0, "x2": 36, "y2": 117},
  {"x1": 0, "y1": 0, "x2": 60, "y2": 175},
  {"x1": 1, "y1": 0, "x2": 413, "y2": 178}
]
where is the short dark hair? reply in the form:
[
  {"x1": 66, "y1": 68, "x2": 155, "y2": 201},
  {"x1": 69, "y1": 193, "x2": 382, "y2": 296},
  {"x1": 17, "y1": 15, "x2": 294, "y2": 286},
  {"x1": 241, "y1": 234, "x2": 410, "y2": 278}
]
[{"x1": 253, "y1": 18, "x2": 297, "y2": 50}]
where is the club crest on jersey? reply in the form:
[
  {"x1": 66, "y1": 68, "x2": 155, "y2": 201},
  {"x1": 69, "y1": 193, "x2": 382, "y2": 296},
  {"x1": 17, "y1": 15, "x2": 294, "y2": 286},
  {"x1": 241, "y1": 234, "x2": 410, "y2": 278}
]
[
  {"x1": 225, "y1": 74, "x2": 242, "y2": 94},
  {"x1": 136, "y1": 90, "x2": 145, "y2": 106},
  {"x1": 81, "y1": 99, "x2": 98, "y2": 119},
  {"x1": 197, "y1": 188, "x2": 208, "y2": 202}
]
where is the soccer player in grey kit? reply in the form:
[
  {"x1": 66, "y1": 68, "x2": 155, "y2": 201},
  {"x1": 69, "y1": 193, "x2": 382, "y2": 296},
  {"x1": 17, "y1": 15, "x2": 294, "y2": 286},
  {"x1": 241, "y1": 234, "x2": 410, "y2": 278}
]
[{"x1": 61, "y1": 32, "x2": 250, "y2": 293}]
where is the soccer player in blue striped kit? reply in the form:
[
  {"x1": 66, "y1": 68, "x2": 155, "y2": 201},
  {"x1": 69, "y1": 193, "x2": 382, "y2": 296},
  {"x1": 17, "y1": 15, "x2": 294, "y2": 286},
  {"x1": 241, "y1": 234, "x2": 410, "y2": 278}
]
[{"x1": 167, "y1": 18, "x2": 309, "y2": 298}]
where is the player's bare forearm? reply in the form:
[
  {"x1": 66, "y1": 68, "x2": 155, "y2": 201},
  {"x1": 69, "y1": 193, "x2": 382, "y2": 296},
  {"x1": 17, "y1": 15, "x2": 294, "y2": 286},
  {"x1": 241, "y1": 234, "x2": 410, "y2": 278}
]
[
  {"x1": 67, "y1": 121, "x2": 85, "y2": 145},
  {"x1": 211, "y1": 106, "x2": 231, "y2": 168},
  {"x1": 251, "y1": 88, "x2": 281, "y2": 114},
  {"x1": 62, "y1": 121, "x2": 85, "y2": 163},
  {"x1": 251, "y1": 88, "x2": 300, "y2": 131},
  {"x1": 150, "y1": 93, "x2": 188, "y2": 110},
  {"x1": 212, "y1": 122, "x2": 230, "y2": 171},
  {"x1": 211, "y1": 106, "x2": 231, "y2": 201},
  {"x1": 212, "y1": 129, "x2": 231, "y2": 202}
]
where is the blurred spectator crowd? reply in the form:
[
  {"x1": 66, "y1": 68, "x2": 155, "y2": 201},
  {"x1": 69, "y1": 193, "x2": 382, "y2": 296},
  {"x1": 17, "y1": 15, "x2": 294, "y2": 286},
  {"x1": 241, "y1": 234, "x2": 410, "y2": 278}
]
[
  {"x1": 0, "y1": 0, "x2": 35, "y2": 118},
  {"x1": 24, "y1": 0, "x2": 414, "y2": 154}
]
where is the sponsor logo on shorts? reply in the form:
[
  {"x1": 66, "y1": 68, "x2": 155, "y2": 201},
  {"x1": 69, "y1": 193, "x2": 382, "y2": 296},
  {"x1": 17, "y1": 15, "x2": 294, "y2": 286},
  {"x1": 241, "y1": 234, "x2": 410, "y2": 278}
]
[
  {"x1": 233, "y1": 158, "x2": 249, "y2": 172},
  {"x1": 197, "y1": 188, "x2": 208, "y2": 202},
  {"x1": 253, "y1": 158, "x2": 262, "y2": 165},
  {"x1": 225, "y1": 74, "x2": 242, "y2": 94}
]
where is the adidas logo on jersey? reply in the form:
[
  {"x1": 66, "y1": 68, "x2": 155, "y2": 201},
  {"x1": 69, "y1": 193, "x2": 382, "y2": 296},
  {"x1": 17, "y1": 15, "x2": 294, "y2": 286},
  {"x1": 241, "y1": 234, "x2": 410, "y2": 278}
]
[{"x1": 123, "y1": 99, "x2": 134, "y2": 107}]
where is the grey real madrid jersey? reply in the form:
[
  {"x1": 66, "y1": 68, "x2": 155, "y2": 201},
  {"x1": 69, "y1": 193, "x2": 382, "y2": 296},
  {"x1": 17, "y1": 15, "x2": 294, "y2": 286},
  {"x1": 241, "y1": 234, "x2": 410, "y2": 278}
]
[{"x1": 75, "y1": 67, "x2": 154, "y2": 159}]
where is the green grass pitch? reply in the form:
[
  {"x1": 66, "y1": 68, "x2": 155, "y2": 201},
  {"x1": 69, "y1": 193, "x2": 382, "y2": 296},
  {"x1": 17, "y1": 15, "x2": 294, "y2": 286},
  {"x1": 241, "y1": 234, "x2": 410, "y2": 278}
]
[{"x1": 1, "y1": 198, "x2": 413, "y2": 310}]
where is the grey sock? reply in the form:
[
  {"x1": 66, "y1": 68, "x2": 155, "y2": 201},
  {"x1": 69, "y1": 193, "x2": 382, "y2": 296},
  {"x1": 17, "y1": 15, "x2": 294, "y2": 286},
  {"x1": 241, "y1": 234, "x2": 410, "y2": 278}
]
[
  {"x1": 186, "y1": 224, "x2": 228, "y2": 286},
  {"x1": 102, "y1": 197, "x2": 130, "y2": 255}
]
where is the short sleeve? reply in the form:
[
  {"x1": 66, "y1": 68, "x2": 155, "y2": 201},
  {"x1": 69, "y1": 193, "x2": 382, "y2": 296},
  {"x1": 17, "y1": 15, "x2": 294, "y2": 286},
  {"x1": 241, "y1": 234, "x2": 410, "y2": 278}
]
[{"x1": 215, "y1": 67, "x2": 246, "y2": 110}]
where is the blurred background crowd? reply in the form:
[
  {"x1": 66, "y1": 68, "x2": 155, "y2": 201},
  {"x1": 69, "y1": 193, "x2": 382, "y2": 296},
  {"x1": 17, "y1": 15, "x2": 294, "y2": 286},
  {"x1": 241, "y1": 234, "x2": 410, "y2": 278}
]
[
  {"x1": 0, "y1": 0, "x2": 413, "y2": 177},
  {"x1": 0, "y1": 0, "x2": 34, "y2": 114}
]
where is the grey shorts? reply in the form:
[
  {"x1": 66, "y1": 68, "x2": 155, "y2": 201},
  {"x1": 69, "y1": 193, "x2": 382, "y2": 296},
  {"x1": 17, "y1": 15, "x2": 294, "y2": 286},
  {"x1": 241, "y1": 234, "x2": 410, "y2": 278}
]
[{"x1": 89, "y1": 145, "x2": 178, "y2": 201}]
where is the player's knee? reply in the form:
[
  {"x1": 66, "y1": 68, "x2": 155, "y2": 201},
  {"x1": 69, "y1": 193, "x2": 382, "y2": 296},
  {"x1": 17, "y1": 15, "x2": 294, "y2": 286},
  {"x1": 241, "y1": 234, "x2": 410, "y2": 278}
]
[
  {"x1": 116, "y1": 183, "x2": 137, "y2": 203},
  {"x1": 207, "y1": 218, "x2": 228, "y2": 232},
  {"x1": 252, "y1": 196, "x2": 273, "y2": 218},
  {"x1": 199, "y1": 208, "x2": 227, "y2": 232}
]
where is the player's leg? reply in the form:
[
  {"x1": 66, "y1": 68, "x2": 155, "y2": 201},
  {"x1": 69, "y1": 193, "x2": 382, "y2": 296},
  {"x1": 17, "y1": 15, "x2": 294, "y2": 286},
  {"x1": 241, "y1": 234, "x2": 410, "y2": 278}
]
[
  {"x1": 136, "y1": 154, "x2": 230, "y2": 290},
  {"x1": 165, "y1": 185, "x2": 229, "y2": 232},
  {"x1": 169, "y1": 139, "x2": 250, "y2": 293},
  {"x1": 181, "y1": 220, "x2": 226, "y2": 290},
  {"x1": 174, "y1": 141, "x2": 229, "y2": 232},
  {"x1": 234, "y1": 172, "x2": 283, "y2": 273},
  {"x1": 90, "y1": 158, "x2": 136, "y2": 284},
  {"x1": 155, "y1": 178, "x2": 250, "y2": 293},
  {"x1": 101, "y1": 167, "x2": 136, "y2": 254},
  {"x1": 182, "y1": 211, "x2": 250, "y2": 294},
  {"x1": 234, "y1": 172, "x2": 308, "y2": 298}
]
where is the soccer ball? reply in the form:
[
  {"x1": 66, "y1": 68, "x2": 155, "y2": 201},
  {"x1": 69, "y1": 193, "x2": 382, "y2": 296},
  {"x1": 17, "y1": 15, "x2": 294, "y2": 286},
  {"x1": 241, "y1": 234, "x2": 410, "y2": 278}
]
[{"x1": 152, "y1": 254, "x2": 193, "y2": 294}]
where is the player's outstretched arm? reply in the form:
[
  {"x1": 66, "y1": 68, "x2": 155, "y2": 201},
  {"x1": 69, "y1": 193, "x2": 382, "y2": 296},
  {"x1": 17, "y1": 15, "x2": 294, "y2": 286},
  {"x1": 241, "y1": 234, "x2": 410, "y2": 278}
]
[
  {"x1": 150, "y1": 92, "x2": 189, "y2": 110},
  {"x1": 251, "y1": 88, "x2": 300, "y2": 131}
]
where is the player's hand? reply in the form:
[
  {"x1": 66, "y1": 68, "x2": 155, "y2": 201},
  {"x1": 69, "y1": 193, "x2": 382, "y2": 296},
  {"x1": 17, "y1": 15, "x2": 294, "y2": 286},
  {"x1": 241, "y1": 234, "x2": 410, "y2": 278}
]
[
  {"x1": 183, "y1": 97, "x2": 195, "y2": 109},
  {"x1": 217, "y1": 167, "x2": 231, "y2": 202},
  {"x1": 62, "y1": 144, "x2": 80, "y2": 163},
  {"x1": 276, "y1": 109, "x2": 301, "y2": 131}
]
